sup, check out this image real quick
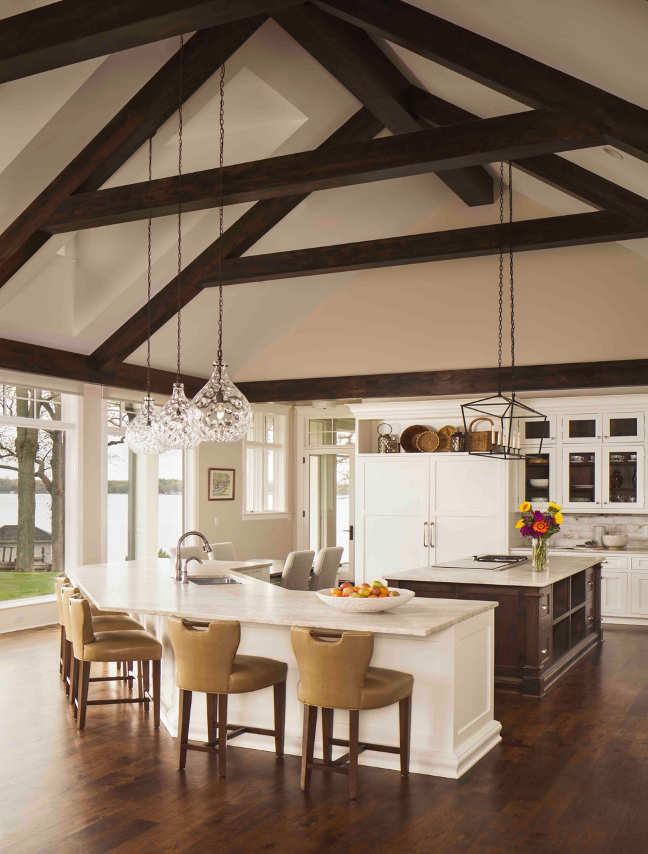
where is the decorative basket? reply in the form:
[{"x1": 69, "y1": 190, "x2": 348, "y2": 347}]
[
  {"x1": 400, "y1": 424, "x2": 428, "y2": 453},
  {"x1": 415, "y1": 430, "x2": 440, "y2": 453},
  {"x1": 436, "y1": 425, "x2": 456, "y2": 452},
  {"x1": 467, "y1": 417, "x2": 494, "y2": 452}
]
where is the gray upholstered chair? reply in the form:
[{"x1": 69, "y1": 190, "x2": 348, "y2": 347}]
[
  {"x1": 208, "y1": 542, "x2": 237, "y2": 561},
  {"x1": 310, "y1": 547, "x2": 344, "y2": 591},
  {"x1": 279, "y1": 550, "x2": 315, "y2": 590}
]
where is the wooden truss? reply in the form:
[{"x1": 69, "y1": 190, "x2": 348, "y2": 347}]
[{"x1": 0, "y1": 0, "x2": 647, "y2": 401}]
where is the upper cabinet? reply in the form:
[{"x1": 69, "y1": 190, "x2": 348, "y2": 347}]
[
  {"x1": 519, "y1": 449, "x2": 558, "y2": 508},
  {"x1": 603, "y1": 412, "x2": 644, "y2": 443},
  {"x1": 562, "y1": 413, "x2": 602, "y2": 443},
  {"x1": 562, "y1": 445, "x2": 645, "y2": 510},
  {"x1": 519, "y1": 414, "x2": 557, "y2": 445},
  {"x1": 602, "y1": 447, "x2": 644, "y2": 508},
  {"x1": 562, "y1": 411, "x2": 644, "y2": 444}
]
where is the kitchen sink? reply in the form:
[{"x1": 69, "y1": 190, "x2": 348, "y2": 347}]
[{"x1": 188, "y1": 576, "x2": 242, "y2": 585}]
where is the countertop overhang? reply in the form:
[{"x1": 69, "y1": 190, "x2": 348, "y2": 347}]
[
  {"x1": 67, "y1": 559, "x2": 497, "y2": 638},
  {"x1": 385, "y1": 555, "x2": 602, "y2": 587}
]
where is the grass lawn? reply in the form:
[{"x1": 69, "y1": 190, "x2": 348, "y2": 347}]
[{"x1": 0, "y1": 571, "x2": 57, "y2": 602}]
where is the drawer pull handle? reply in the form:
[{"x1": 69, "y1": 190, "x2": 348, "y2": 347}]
[
  {"x1": 541, "y1": 649, "x2": 548, "y2": 655},
  {"x1": 588, "y1": 580, "x2": 594, "y2": 587},
  {"x1": 587, "y1": 616, "x2": 594, "y2": 622},
  {"x1": 542, "y1": 604, "x2": 548, "y2": 610}
]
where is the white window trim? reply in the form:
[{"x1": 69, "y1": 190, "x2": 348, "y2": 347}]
[
  {"x1": 241, "y1": 511, "x2": 292, "y2": 522},
  {"x1": 243, "y1": 409, "x2": 289, "y2": 520}
]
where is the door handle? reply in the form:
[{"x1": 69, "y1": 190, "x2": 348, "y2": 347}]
[
  {"x1": 423, "y1": 522, "x2": 428, "y2": 548},
  {"x1": 343, "y1": 526, "x2": 354, "y2": 541},
  {"x1": 429, "y1": 522, "x2": 435, "y2": 548}
]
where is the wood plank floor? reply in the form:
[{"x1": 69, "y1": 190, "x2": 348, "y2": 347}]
[{"x1": 1, "y1": 625, "x2": 648, "y2": 853}]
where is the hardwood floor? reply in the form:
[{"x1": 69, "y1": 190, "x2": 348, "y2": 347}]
[{"x1": 1, "y1": 625, "x2": 648, "y2": 853}]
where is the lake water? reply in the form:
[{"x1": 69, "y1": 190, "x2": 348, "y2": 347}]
[{"x1": 0, "y1": 493, "x2": 183, "y2": 564}]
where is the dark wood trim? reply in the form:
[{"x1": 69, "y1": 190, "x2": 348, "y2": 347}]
[
  {"x1": 0, "y1": 0, "x2": 301, "y2": 84},
  {"x1": 316, "y1": 0, "x2": 648, "y2": 165},
  {"x1": 0, "y1": 19, "x2": 266, "y2": 287},
  {"x1": 90, "y1": 108, "x2": 383, "y2": 371},
  {"x1": 201, "y1": 211, "x2": 648, "y2": 288},
  {"x1": 41, "y1": 109, "x2": 606, "y2": 233},
  {"x1": 273, "y1": 5, "x2": 492, "y2": 206}
]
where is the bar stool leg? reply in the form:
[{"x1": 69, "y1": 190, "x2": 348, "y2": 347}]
[
  {"x1": 178, "y1": 689, "x2": 192, "y2": 769},
  {"x1": 301, "y1": 704, "x2": 318, "y2": 792},
  {"x1": 206, "y1": 693, "x2": 217, "y2": 744},
  {"x1": 152, "y1": 660, "x2": 161, "y2": 728},
  {"x1": 71, "y1": 658, "x2": 80, "y2": 717},
  {"x1": 137, "y1": 661, "x2": 144, "y2": 701},
  {"x1": 127, "y1": 661, "x2": 134, "y2": 689},
  {"x1": 59, "y1": 626, "x2": 65, "y2": 680},
  {"x1": 77, "y1": 661, "x2": 91, "y2": 730},
  {"x1": 64, "y1": 640, "x2": 72, "y2": 697},
  {"x1": 218, "y1": 694, "x2": 228, "y2": 777},
  {"x1": 142, "y1": 661, "x2": 150, "y2": 712},
  {"x1": 67, "y1": 644, "x2": 76, "y2": 706},
  {"x1": 273, "y1": 681, "x2": 286, "y2": 758},
  {"x1": 399, "y1": 695, "x2": 412, "y2": 777},
  {"x1": 322, "y1": 708, "x2": 334, "y2": 765},
  {"x1": 348, "y1": 710, "x2": 360, "y2": 800}
]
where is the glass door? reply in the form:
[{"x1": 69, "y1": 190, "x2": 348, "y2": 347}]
[
  {"x1": 603, "y1": 412, "x2": 644, "y2": 444},
  {"x1": 562, "y1": 413, "x2": 602, "y2": 443},
  {"x1": 562, "y1": 447, "x2": 601, "y2": 508},
  {"x1": 603, "y1": 447, "x2": 644, "y2": 509},
  {"x1": 305, "y1": 451, "x2": 354, "y2": 582},
  {"x1": 521, "y1": 449, "x2": 557, "y2": 507}
]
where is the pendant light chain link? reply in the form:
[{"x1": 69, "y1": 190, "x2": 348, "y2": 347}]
[
  {"x1": 217, "y1": 28, "x2": 225, "y2": 367},
  {"x1": 497, "y1": 161, "x2": 504, "y2": 392},
  {"x1": 176, "y1": 34, "x2": 184, "y2": 384},
  {"x1": 509, "y1": 161, "x2": 515, "y2": 395},
  {"x1": 146, "y1": 136, "x2": 153, "y2": 419}
]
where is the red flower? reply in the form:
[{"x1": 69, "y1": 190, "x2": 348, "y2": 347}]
[{"x1": 533, "y1": 521, "x2": 549, "y2": 534}]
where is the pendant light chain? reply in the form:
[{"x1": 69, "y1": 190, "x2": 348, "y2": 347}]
[
  {"x1": 508, "y1": 161, "x2": 516, "y2": 395},
  {"x1": 217, "y1": 28, "x2": 225, "y2": 368},
  {"x1": 497, "y1": 162, "x2": 504, "y2": 394},
  {"x1": 146, "y1": 136, "x2": 153, "y2": 421},
  {"x1": 176, "y1": 34, "x2": 184, "y2": 385}
]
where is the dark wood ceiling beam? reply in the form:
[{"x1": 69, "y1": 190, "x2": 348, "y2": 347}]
[
  {"x1": 90, "y1": 108, "x2": 383, "y2": 371},
  {"x1": 408, "y1": 86, "x2": 648, "y2": 226},
  {"x1": 197, "y1": 211, "x2": 648, "y2": 287},
  {"x1": 0, "y1": 19, "x2": 266, "y2": 288},
  {"x1": 0, "y1": 0, "x2": 301, "y2": 84},
  {"x1": 316, "y1": 0, "x2": 648, "y2": 165},
  {"x1": 273, "y1": 4, "x2": 492, "y2": 206},
  {"x1": 43, "y1": 109, "x2": 607, "y2": 233}
]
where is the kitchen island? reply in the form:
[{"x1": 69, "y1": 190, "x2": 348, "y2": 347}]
[
  {"x1": 386, "y1": 556, "x2": 603, "y2": 698},
  {"x1": 68, "y1": 559, "x2": 500, "y2": 779}
]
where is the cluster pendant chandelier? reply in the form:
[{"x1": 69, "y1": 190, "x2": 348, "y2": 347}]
[
  {"x1": 127, "y1": 35, "x2": 251, "y2": 456},
  {"x1": 461, "y1": 162, "x2": 547, "y2": 461}
]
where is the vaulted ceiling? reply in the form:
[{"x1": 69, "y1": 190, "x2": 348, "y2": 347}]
[{"x1": 0, "y1": 0, "x2": 647, "y2": 401}]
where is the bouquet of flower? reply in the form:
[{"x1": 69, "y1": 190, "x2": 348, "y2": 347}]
[{"x1": 516, "y1": 501, "x2": 563, "y2": 540}]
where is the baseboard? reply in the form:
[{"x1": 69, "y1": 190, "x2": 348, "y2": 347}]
[
  {"x1": 602, "y1": 616, "x2": 648, "y2": 627},
  {"x1": 0, "y1": 596, "x2": 57, "y2": 634}
]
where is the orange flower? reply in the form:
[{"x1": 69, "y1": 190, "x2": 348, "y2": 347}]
[{"x1": 533, "y1": 521, "x2": 549, "y2": 534}]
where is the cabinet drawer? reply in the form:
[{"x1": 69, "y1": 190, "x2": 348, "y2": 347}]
[
  {"x1": 539, "y1": 590, "x2": 552, "y2": 625},
  {"x1": 601, "y1": 556, "x2": 629, "y2": 570},
  {"x1": 585, "y1": 598, "x2": 596, "y2": 631},
  {"x1": 586, "y1": 567, "x2": 596, "y2": 599},
  {"x1": 538, "y1": 626, "x2": 552, "y2": 668},
  {"x1": 631, "y1": 557, "x2": 648, "y2": 570}
]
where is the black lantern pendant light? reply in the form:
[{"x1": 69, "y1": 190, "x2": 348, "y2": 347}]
[{"x1": 461, "y1": 163, "x2": 547, "y2": 461}]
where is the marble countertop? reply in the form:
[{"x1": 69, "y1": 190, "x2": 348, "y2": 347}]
[
  {"x1": 385, "y1": 555, "x2": 601, "y2": 588},
  {"x1": 512, "y1": 545, "x2": 648, "y2": 555},
  {"x1": 67, "y1": 559, "x2": 496, "y2": 638}
]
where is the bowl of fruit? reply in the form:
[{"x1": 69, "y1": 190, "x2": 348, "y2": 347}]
[{"x1": 316, "y1": 580, "x2": 415, "y2": 613}]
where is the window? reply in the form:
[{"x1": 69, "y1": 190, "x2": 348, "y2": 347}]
[
  {"x1": 245, "y1": 412, "x2": 286, "y2": 514},
  {"x1": 158, "y1": 450, "x2": 183, "y2": 557},
  {"x1": 308, "y1": 417, "x2": 356, "y2": 446},
  {"x1": 106, "y1": 399, "x2": 136, "y2": 562},
  {"x1": 0, "y1": 385, "x2": 72, "y2": 602}
]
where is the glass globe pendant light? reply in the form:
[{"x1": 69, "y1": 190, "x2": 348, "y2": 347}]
[
  {"x1": 156, "y1": 35, "x2": 204, "y2": 452},
  {"x1": 125, "y1": 138, "x2": 167, "y2": 456},
  {"x1": 193, "y1": 43, "x2": 252, "y2": 443}
]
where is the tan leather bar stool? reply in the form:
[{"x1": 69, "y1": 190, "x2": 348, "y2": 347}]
[
  {"x1": 291, "y1": 627, "x2": 414, "y2": 800},
  {"x1": 69, "y1": 596, "x2": 162, "y2": 730},
  {"x1": 55, "y1": 575, "x2": 70, "y2": 683},
  {"x1": 61, "y1": 585, "x2": 145, "y2": 706},
  {"x1": 168, "y1": 617, "x2": 288, "y2": 775}
]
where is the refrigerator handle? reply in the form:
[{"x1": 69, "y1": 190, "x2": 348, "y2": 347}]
[
  {"x1": 423, "y1": 522, "x2": 428, "y2": 548},
  {"x1": 429, "y1": 522, "x2": 435, "y2": 548}
]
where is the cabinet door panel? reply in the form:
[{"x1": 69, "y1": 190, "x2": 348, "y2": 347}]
[
  {"x1": 562, "y1": 413, "x2": 601, "y2": 443},
  {"x1": 601, "y1": 571, "x2": 629, "y2": 616},
  {"x1": 603, "y1": 412, "x2": 644, "y2": 443},
  {"x1": 362, "y1": 515, "x2": 428, "y2": 578},
  {"x1": 434, "y1": 458, "x2": 502, "y2": 512},
  {"x1": 434, "y1": 515, "x2": 501, "y2": 564},
  {"x1": 630, "y1": 572, "x2": 648, "y2": 616},
  {"x1": 361, "y1": 457, "x2": 428, "y2": 514},
  {"x1": 562, "y1": 446, "x2": 601, "y2": 508}
]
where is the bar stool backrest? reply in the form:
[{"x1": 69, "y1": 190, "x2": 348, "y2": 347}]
[
  {"x1": 209, "y1": 542, "x2": 237, "y2": 561},
  {"x1": 55, "y1": 575, "x2": 70, "y2": 625},
  {"x1": 291, "y1": 627, "x2": 373, "y2": 710},
  {"x1": 280, "y1": 550, "x2": 315, "y2": 590},
  {"x1": 69, "y1": 596, "x2": 96, "y2": 659},
  {"x1": 61, "y1": 585, "x2": 81, "y2": 639},
  {"x1": 168, "y1": 617, "x2": 241, "y2": 694},
  {"x1": 310, "y1": 547, "x2": 344, "y2": 591}
]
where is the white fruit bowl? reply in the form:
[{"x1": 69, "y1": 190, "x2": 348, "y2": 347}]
[{"x1": 316, "y1": 587, "x2": 415, "y2": 613}]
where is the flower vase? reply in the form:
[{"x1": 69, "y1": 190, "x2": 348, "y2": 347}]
[{"x1": 532, "y1": 539, "x2": 548, "y2": 572}]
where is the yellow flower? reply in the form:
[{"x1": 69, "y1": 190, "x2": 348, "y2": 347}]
[
  {"x1": 554, "y1": 513, "x2": 563, "y2": 525},
  {"x1": 519, "y1": 502, "x2": 531, "y2": 512},
  {"x1": 515, "y1": 519, "x2": 525, "y2": 529},
  {"x1": 548, "y1": 502, "x2": 562, "y2": 511}
]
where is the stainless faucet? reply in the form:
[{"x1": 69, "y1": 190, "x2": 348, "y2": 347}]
[
  {"x1": 181, "y1": 556, "x2": 203, "y2": 584},
  {"x1": 175, "y1": 531, "x2": 212, "y2": 581}
]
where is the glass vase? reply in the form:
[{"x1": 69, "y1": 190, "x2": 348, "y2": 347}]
[{"x1": 532, "y1": 538, "x2": 548, "y2": 572}]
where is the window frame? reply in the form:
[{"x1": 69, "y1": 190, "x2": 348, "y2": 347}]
[{"x1": 242, "y1": 409, "x2": 290, "y2": 521}]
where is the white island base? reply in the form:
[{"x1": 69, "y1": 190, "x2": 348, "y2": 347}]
[{"x1": 70, "y1": 561, "x2": 501, "y2": 779}]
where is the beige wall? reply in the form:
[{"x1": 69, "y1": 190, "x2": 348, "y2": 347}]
[{"x1": 195, "y1": 410, "x2": 295, "y2": 561}]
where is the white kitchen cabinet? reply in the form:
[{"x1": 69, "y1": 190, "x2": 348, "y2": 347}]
[
  {"x1": 630, "y1": 572, "x2": 648, "y2": 616},
  {"x1": 602, "y1": 447, "x2": 644, "y2": 509},
  {"x1": 515, "y1": 447, "x2": 558, "y2": 508},
  {"x1": 562, "y1": 446, "x2": 601, "y2": 509},
  {"x1": 601, "y1": 570, "x2": 629, "y2": 617},
  {"x1": 603, "y1": 412, "x2": 644, "y2": 444},
  {"x1": 519, "y1": 414, "x2": 557, "y2": 445},
  {"x1": 356, "y1": 455, "x2": 506, "y2": 582},
  {"x1": 562, "y1": 413, "x2": 602, "y2": 444}
]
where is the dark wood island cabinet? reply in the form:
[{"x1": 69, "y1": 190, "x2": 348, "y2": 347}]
[{"x1": 386, "y1": 557, "x2": 602, "y2": 697}]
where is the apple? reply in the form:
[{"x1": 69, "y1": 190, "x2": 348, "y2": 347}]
[
  {"x1": 360, "y1": 583, "x2": 370, "y2": 589},
  {"x1": 389, "y1": 590, "x2": 400, "y2": 597},
  {"x1": 351, "y1": 592, "x2": 362, "y2": 598},
  {"x1": 340, "y1": 582, "x2": 353, "y2": 589},
  {"x1": 371, "y1": 580, "x2": 384, "y2": 588},
  {"x1": 342, "y1": 587, "x2": 353, "y2": 597},
  {"x1": 359, "y1": 588, "x2": 371, "y2": 597},
  {"x1": 330, "y1": 588, "x2": 342, "y2": 597}
]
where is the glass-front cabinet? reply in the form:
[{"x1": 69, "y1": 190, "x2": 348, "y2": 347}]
[
  {"x1": 520, "y1": 449, "x2": 558, "y2": 507},
  {"x1": 602, "y1": 447, "x2": 644, "y2": 508},
  {"x1": 562, "y1": 413, "x2": 602, "y2": 444},
  {"x1": 562, "y1": 447, "x2": 600, "y2": 508},
  {"x1": 562, "y1": 411, "x2": 644, "y2": 444},
  {"x1": 603, "y1": 412, "x2": 644, "y2": 443},
  {"x1": 519, "y1": 414, "x2": 557, "y2": 445}
]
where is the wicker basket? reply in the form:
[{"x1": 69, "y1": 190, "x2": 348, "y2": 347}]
[
  {"x1": 467, "y1": 417, "x2": 494, "y2": 452},
  {"x1": 415, "y1": 430, "x2": 440, "y2": 453},
  {"x1": 436, "y1": 425, "x2": 456, "y2": 452}
]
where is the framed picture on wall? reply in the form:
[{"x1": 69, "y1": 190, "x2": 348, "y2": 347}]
[{"x1": 208, "y1": 468, "x2": 235, "y2": 501}]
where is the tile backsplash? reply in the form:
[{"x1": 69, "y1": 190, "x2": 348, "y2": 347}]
[{"x1": 510, "y1": 513, "x2": 648, "y2": 546}]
